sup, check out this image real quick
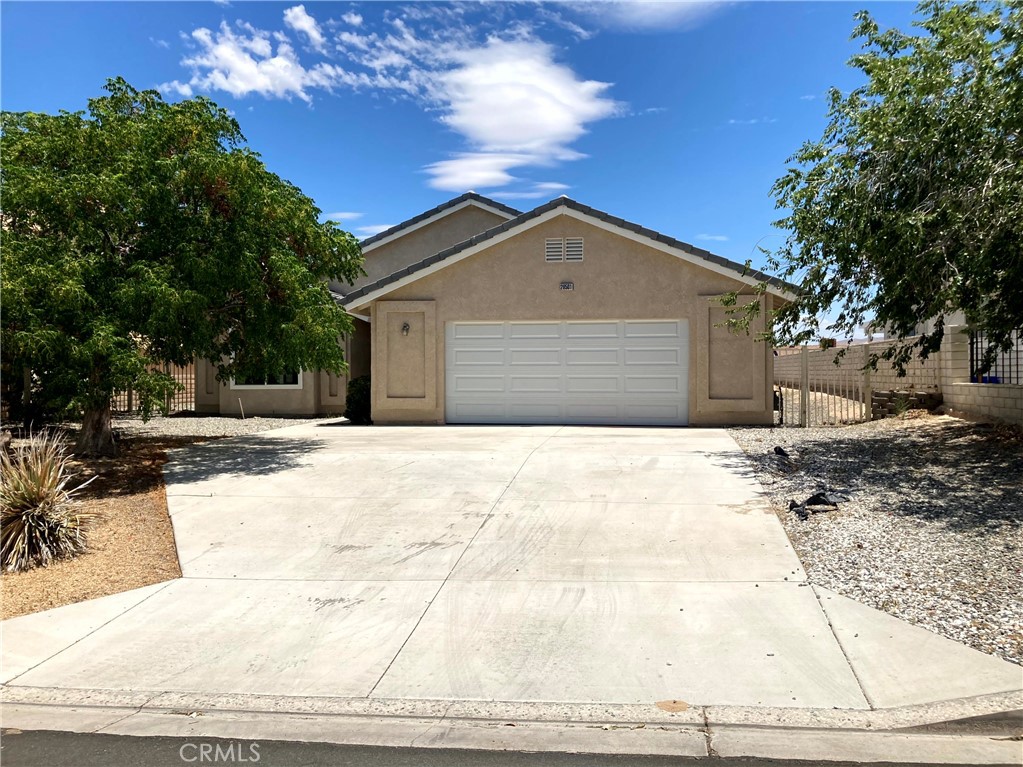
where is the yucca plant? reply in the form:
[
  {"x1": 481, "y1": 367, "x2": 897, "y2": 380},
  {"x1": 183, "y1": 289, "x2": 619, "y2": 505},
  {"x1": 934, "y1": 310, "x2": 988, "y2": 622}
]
[{"x1": 1, "y1": 430, "x2": 97, "y2": 572}]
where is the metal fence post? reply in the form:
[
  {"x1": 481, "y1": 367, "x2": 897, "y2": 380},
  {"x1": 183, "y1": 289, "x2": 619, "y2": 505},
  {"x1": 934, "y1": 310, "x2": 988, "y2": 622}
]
[
  {"x1": 862, "y1": 344, "x2": 872, "y2": 421},
  {"x1": 799, "y1": 346, "x2": 809, "y2": 427}
]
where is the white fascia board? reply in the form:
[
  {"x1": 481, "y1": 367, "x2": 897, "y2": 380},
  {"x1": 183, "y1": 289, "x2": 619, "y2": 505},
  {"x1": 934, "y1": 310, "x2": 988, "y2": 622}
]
[
  {"x1": 345, "y1": 207, "x2": 565, "y2": 310},
  {"x1": 360, "y1": 199, "x2": 516, "y2": 255},
  {"x1": 558, "y1": 208, "x2": 798, "y2": 301}
]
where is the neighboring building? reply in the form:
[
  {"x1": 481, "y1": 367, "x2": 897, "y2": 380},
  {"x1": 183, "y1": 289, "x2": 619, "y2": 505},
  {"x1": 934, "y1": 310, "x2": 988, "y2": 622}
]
[{"x1": 196, "y1": 193, "x2": 797, "y2": 426}]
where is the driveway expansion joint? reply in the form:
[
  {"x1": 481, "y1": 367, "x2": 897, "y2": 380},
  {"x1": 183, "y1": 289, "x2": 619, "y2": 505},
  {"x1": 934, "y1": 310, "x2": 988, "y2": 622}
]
[{"x1": 811, "y1": 583, "x2": 875, "y2": 710}]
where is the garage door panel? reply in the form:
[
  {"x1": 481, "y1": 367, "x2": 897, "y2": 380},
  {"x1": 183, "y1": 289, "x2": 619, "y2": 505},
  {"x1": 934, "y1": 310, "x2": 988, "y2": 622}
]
[
  {"x1": 566, "y1": 322, "x2": 618, "y2": 339},
  {"x1": 453, "y1": 323, "x2": 504, "y2": 339},
  {"x1": 451, "y1": 402, "x2": 507, "y2": 419},
  {"x1": 625, "y1": 347, "x2": 680, "y2": 365},
  {"x1": 508, "y1": 403, "x2": 561, "y2": 419},
  {"x1": 509, "y1": 376, "x2": 561, "y2": 393},
  {"x1": 566, "y1": 376, "x2": 620, "y2": 394},
  {"x1": 564, "y1": 404, "x2": 620, "y2": 419},
  {"x1": 566, "y1": 348, "x2": 619, "y2": 366},
  {"x1": 454, "y1": 348, "x2": 504, "y2": 365},
  {"x1": 447, "y1": 320, "x2": 688, "y2": 426},
  {"x1": 510, "y1": 323, "x2": 560, "y2": 339},
  {"x1": 626, "y1": 403, "x2": 684, "y2": 420},
  {"x1": 625, "y1": 321, "x2": 681, "y2": 338},
  {"x1": 510, "y1": 348, "x2": 560, "y2": 366},
  {"x1": 453, "y1": 375, "x2": 506, "y2": 393},
  {"x1": 625, "y1": 376, "x2": 681, "y2": 394}
]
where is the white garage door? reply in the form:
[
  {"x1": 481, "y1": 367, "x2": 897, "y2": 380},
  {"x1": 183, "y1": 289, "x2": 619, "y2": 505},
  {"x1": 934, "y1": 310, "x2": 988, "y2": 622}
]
[{"x1": 445, "y1": 320, "x2": 689, "y2": 425}]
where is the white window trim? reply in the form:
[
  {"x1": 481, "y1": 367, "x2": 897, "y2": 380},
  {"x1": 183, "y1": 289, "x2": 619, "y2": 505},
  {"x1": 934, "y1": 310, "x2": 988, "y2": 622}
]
[{"x1": 230, "y1": 370, "x2": 304, "y2": 390}]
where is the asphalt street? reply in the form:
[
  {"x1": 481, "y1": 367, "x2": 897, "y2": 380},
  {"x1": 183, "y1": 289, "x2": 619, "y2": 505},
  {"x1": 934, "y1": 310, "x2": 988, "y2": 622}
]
[{"x1": 3, "y1": 729, "x2": 1018, "y2": 767}]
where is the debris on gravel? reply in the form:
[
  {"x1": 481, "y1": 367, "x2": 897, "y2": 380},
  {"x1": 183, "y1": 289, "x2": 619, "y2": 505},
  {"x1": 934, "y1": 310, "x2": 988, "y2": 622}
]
[{"x1": 730, "y1": 413, "x2": 1023, "y2": 666}]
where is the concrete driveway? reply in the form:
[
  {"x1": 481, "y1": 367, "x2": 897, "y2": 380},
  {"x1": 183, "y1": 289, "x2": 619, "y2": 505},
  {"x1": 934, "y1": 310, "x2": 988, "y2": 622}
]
[{"x1": 3, "y1": 424, "x2": 1020, "y2": 714}]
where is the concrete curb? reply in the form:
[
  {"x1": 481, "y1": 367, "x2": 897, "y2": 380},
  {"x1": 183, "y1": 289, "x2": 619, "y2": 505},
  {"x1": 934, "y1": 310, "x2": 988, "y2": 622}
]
[
  {"x1": 3, "y1": 685, "x2": 1021, "y2": 731},
  {"x1": 3, "y1": 687, "x2": 1021, "y2": 764}
]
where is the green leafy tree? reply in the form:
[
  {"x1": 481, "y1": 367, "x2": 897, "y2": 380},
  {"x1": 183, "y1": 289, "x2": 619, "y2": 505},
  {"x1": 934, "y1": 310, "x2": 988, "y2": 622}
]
[
  {"x1": 730, "y1": 1, "x2": 1022, "y2": 372},
  {"x1": 2, "y1": 79, "x2": 363, "y2": 455}
]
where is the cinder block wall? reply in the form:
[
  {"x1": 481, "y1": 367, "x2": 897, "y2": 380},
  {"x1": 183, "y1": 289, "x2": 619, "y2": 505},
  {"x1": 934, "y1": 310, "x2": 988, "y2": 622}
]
[
  {"x1": 774, "y1": 338, "x2": 941, "y2": 392},
  {"x1": 942, "y1": 383, "x2": 1023, "y2": 426}
]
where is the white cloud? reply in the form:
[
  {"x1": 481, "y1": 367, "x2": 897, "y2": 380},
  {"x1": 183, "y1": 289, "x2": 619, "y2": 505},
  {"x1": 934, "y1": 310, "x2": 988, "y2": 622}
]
[
  {"x1": 439, "y1": 39, "x2": 618, "y2": 156},
  {"x1": 323, "y1": 211, "x2": 364, "y2": 221},
  {"x1": 728, "y1": 117, "x2": 778, "y2": 125},
  {"x1": 341, "y1": 12, "x2": 363, "y2": 27},
  {"x1": 800, "y1": 94, "x2": 818, "y2": 101},
  {"x1": 158, "y1": 79, "x2": 193, "y2": 97},
  {"x1": 356, "y1": 224, "x2": 396, "y2": 236},
  {"x1": 177, "y1": 21, "x2": 348, "y2": 103},
  {"x1": 168, "y1": 11, "x2": 622, "y2": 192},
  {"x1": 151, "y1": 37, "x2": 170, "y2": 49},
  {"x1": 283, "y1": 5, "x2": 326, "y2": 53},
  {"x1": 577, "y1": 1, "x2": 720, "y2": 31},
  {"x1": 697, "y1": 233, "x2": 729, "y2": 242},
  {"x1": 425, "y1": 153, "x2": 528, "y2": 191}
]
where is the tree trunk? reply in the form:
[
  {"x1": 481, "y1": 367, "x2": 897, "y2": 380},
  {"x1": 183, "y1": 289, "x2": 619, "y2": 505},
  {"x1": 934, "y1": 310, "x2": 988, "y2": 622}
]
[{"x1": 76, "y1": 403, "x2": 117, "y2": 457}]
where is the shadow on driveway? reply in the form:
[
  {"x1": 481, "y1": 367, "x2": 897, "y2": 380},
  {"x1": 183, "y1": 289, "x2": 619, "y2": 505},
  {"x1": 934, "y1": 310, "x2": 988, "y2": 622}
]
[{"x1": 163, "y1": 437, "x2": 331, "y2": 486}]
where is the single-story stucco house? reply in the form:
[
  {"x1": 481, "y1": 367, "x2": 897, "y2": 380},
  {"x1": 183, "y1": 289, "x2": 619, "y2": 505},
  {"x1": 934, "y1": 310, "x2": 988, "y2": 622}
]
[{"x1": 195, "y1": 193, "x2": 796, "y2": 426}]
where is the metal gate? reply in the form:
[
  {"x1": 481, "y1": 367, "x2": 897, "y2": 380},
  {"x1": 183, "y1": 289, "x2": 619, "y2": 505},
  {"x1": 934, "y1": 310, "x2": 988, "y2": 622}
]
[
  {"x1": 112, "y1": 362, "x2": 195, "y2": 415},
  {"x1": 774, "y1": 347, "x2": 870, "y2": 427}
]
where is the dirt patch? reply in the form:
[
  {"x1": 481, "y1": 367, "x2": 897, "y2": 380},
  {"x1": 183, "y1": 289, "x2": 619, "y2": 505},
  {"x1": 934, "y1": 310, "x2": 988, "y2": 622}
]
[{"x1": 1, "y1": 435, "x2": 215, "y2": 619}]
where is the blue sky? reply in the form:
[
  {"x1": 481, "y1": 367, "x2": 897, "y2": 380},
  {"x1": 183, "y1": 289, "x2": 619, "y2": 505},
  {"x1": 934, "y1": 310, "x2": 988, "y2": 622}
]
[{"x1": 2, "y1": 1, "x2": 918, "y2": 272}]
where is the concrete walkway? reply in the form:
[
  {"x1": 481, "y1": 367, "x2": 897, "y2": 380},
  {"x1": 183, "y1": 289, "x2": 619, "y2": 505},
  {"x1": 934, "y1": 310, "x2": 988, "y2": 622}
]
[{"x1": 2, "y1": 424, "x2": 1021, "y2": 757}]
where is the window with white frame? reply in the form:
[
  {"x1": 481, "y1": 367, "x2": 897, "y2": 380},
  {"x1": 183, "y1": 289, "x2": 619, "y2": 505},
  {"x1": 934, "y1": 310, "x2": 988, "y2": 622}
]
[
  {"x1": 545, "y1": 237, "x2": 583, "y2": 262},
  {"x1": 231, "y1": 370, "x2": 302, "y2": 389}
]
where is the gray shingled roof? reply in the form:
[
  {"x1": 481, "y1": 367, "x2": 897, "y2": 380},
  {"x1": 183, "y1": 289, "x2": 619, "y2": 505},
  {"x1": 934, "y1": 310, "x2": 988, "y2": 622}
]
[
  {"x1": 358, "y1": 192, "x2": 521, "y2": 249},
  {"x1": 342, "y1": 196, "x2": 798, "y2": 306}
]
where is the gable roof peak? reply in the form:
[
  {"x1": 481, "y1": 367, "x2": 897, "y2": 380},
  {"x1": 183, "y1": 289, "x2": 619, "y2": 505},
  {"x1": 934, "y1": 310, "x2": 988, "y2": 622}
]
[
  {"x1": 344, "y1": 195, "x2": 798, "y2": 307},
  {"x1": 359, "y1": 192, "x2": 521, "y2": 250}
]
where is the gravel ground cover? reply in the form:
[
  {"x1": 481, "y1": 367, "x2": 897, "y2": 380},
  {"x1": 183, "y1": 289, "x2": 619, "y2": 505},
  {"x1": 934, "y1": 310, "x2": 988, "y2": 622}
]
[
  {"x1": 109, "y1": 413, "x2": 333, "y2": 440},
  {"x1": 729, "y1": 413, "x2": 1023, "y2": 666}
]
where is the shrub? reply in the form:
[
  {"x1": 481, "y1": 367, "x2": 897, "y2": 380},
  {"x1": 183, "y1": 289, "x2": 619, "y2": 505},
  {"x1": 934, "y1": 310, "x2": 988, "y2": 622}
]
[
  {"x1": 343, "y1": 375, "x2": 372, "y2": 425},
  {"x1": 1, "y1": 430, "x2": 96, "y2": 572}
]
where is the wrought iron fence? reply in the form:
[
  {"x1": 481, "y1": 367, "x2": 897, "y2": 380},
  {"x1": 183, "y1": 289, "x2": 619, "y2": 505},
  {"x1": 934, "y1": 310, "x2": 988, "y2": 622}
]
[
  {"x1": 112, "y1": 362, "x2": 195, "y2": 414},
  {"x1": 969, "y1": 329, "x2": 1022, "y2": 385}
]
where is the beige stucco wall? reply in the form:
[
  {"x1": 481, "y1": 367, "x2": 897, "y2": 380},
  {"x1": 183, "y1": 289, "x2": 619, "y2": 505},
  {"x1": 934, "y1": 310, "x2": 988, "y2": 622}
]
[
  {"x1": 363, "y1": 214, "x2": 773, "y2": 426},
  {"x1": 194, "y1": 358, "x2": 220, "y2": 414},
  {"x1": 333, "y1": 204, "x2": 510, "y2": 295},
  {"x1": 218, "y1": 371, "x2": 320, "y2": 417}
]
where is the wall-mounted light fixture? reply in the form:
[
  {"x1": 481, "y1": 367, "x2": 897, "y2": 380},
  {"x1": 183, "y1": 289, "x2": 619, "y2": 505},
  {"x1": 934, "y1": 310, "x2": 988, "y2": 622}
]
[{"x1": 401, "y1": 321, "x2": 411, "y2": 336}]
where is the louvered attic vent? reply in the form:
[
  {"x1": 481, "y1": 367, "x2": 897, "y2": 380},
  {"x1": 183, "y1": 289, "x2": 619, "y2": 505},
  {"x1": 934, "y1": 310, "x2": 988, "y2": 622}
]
[
  {"x1": 545, "y1": 237, "x2": 584, "y2": 262},
  {"x1": 545, "y1": 238, "x2": 564, "y2": 262},
  {"x1": 565, "y1": 237, "x2": 584, "y2": 262}
]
